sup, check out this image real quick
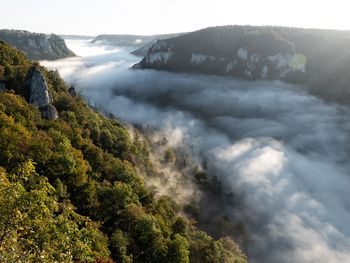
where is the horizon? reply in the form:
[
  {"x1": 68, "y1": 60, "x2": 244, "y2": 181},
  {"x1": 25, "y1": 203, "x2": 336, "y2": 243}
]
[
  {"x1": 2, "y1": 24, "x2": 350, "y2": 38},
  {"x1": 1, "y1": 0, "x2": 350, "y2": 35}
]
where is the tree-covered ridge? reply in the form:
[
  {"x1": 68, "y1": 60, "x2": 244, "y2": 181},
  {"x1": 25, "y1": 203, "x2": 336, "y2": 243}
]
[
  {"x1": 136, "y1": 25, "x2": 350, "y2": 105},
  {"x1": 154, "y1": 25, "x2": 350, "y2": 59},
  {"x1": 0, "y1": 41, "x2": 247, "y2": 262},
  {"x1": 0, "y1": 29, "x2": 75, "y2": 60}
]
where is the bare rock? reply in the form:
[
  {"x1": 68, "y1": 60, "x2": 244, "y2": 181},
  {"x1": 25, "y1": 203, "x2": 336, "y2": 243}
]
[
  {"x1": 24, "y1": 66, "x2": 58, "y2": 120},
  {"x1": 24, "y1": 66, "x2": 51, "y2": 107},
  {"x1": 40, "y1": 104, "x2": 58, "y2": 120}
]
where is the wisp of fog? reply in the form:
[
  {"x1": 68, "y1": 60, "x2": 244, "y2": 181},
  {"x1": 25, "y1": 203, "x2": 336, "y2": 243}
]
[{"x1": 42, "y1": 39, "x2": 350, "y2": 263}]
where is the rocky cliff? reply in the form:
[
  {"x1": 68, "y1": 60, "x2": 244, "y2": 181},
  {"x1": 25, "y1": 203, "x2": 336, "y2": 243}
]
[
  {"x1": 23, "y1": 66, "x2": 58, "y2": 119},
  {"x1": 24, "y1": 66, "x2": 51, "y2": 107},
  {"x1": 0, "y1": 29, "x2": 75, "y2": 60},
  {"x1": 134, "y1": 26, "x2": 350, "y2": 104}
]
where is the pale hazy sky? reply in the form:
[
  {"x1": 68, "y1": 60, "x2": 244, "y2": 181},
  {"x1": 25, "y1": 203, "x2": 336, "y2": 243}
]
[{"x1": 1, "y1": 0, "x2": 350, "y2": 35}]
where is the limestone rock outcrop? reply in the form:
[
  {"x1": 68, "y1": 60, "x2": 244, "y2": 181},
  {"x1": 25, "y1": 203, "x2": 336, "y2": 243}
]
[
  {"x1": 24, "y1": 67, "x2": 51, "y2": 107},
  {"x1": 24, "y1": 66, "x2": 58, "y2": 119},
  {"x1": 0, "y1": 29, "x2": 75, "y2": 60},
  {"x1": 40, "y1": 104, "x2": 59, "y2": 120}
]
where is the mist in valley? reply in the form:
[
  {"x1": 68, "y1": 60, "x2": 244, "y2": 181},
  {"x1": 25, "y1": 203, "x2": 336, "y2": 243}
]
[{"x1": 42, "y1": 39, "x2": 350, "y2": 263}]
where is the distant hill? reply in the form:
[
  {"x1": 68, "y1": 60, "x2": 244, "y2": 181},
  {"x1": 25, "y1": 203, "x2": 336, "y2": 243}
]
[
  {"x1": 134, "y1": 25, "x2": 350, "y2": 104},
  {"x1": 0, "y1": 29, "x2": 75, "y2": 60},
  {"x1": 60, "y1": 34, "x2": 95, "y2": 40},
  {"x1": 92, "y1": 34, "x2": 155, "y2": 47},
  {"x1": 91, "y1": 33, "x2": 182, "y2": 56},
  {"x1": 131, "y1": 33, "x2": 182, "y2": 57}
]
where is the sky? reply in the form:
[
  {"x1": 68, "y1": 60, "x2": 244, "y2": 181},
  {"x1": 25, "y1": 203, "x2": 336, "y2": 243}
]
[{"x1": 1, "y1": 0, "x2": 350, "y2": 35}]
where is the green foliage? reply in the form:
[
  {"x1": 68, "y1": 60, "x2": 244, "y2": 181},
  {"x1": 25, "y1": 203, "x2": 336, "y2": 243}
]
[
  {"x1": 133, "y1": 215, "x2": 168, "y2": 262},
  {"x1": 189, "y1": 229, "x2": 247, "y2": 263},
  {"x1": 0, "y1": 41, "x2": 31, "y2": 90},
  {"x1": 168, "y1": 234, "x2": 190, "y2": 263},
  {"x1": 110, "y1": 229, "x2": 133, "y2": 263},
  {"x1": 0, "y1": 42, "x2": 247, "y2": 262},
  {"x1": 0, "y1": 161, "x2": 109, "y2": 262},
  {"x1": 172, "y1": 217, "x2": 189, "y2": 237}
]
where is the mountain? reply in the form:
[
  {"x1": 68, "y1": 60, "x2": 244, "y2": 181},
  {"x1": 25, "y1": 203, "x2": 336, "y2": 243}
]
[
  {"x1": 91, "y1": 33, "x2": 181, "y2": 56},
  {"x1": 92, "y1": 34, "x2": 155, "y2": 47},
  {"x1": 0, "y1": 40, "x2": 247, "y2": 262},
  {"x1": 131, "y1": 33, "x2": 182, "y2": 57},
  {"x1": 134, "y1": 25, "x2": 350, "y2": 104},
  {"x1": 60, "y1": 34, "x2": 95, "y2": 40},
  {"x1": 0, "y1": 29, "x2": 75, "y2": 60}
]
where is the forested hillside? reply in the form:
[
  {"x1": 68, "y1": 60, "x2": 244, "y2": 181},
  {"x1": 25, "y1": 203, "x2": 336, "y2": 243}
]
[
  {"x1": 0, "y1": 29, "x2": 75, "y2": 60},
  {"x1": 0, "y1": 41, "x2": 247, "y2": 262},
  {"x1": 135, "y1": 25, "x2": 350, "y2": 104}
]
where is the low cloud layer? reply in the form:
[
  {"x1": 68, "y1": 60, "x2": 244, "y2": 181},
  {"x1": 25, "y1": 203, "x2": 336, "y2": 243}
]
[{"x1": 42, "y1": 39, "x2": 350, "y2": 263}]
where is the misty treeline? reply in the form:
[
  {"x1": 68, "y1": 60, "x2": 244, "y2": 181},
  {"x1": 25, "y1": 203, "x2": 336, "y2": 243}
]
[{"x1": 0, "y1": 41, "x2": 247, "y2": 262}]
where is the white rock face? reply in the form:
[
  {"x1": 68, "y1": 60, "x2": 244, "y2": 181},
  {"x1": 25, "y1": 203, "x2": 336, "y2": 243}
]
[
  {"x1": 146, "y1": 40, "x2": 174, "y2": 64},
  {"x1": 148, "y1": 51, "x2": 173, "y2": 64},
  {"x1": 261, "y1": 65, "x2": 269, "y2": 78},
  {"x1": 267, "y1": 53, "x2": 305, "y2": 77},
  {"x1": 27, "y1": 39, "x2": 37, "y2": 48},
  {"x1": 143, "y1": 42, "x2": 306, "y2": 81},
  {"x1": 39, "y1": 38, "x2": 50, "y2": 51},
  {"x1": 237, "y1": 47, "x2": 248, "y2": 60},
  {"x1": 249, "y1": 54, "x2": 260, "y2": 63},
  {"x1": 25, "y1": 67, "x2": 51, "y2": 107},
  {"x1": 24, "y1": 67, "x2": 58, "y2": 120},
  {"x1": 191, "y1": 53, "x2": 216, "y2": 65},
  {"x1": 268, "y1": 53, "x2": 291, "y2": 69},
  {"x1": 235, "y1": 48, "x2": 261, "y2": 77},
  {"x1": 234, "y1": 46, "x2": 306, "y2": 78},
  {"x1": 246, "y1": 54, "x2": 260, "y2": 75},
  {"x1": 225, "y1": 61, "x2": 238, "y2": 72}
]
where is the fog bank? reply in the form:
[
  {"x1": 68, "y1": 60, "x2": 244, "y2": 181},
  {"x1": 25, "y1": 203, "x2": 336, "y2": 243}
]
[{"x1": 42, "y1": 39, "x2": 350, "y2": 263}]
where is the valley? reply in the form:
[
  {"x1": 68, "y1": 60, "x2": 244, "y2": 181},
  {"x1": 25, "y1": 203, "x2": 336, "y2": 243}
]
[{"x1": 42, "y1": 36, "x2": 350, "y2": 263}]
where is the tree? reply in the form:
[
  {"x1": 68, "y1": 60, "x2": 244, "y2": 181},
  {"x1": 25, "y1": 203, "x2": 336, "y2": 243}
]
[
  {"x1": 110, "y1": 229, "x2": 132, "y2": 263},
  {"x1": 167, "y1": 234, "x2": 190, "y2": 263},
  {"x1": 0, "y1": 161, "x2": 110, "y2": 262}
]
